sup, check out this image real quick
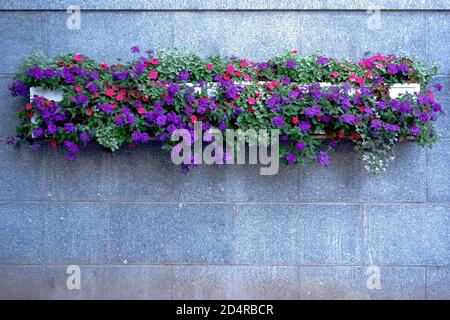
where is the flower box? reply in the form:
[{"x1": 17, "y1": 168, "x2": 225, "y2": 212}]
[{"x1": 29, "y1": 87, "x2": 64, "y2": 103}]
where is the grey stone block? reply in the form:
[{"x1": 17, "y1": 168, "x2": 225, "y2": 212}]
[
  {"x1": 0, "y1": 12, "x2": 46, "y2": 74},
  {"x1": 0, "y1": 204, "x2": 46, "y2": 263},
  {"x1": 47, "y1": 12, "x2": 173, "y2": 64},
  {"x1": 427, "y1": 141, "x2": 450, "y2": 201},
  {"x1": 1, "y1": 0, "x2": 449, "y2": 10},
  {"x1": 0, "y1": 265, "x2": 47, "y2": 300},
  {"x1": 47, "y1": 265, "x2": 172, "y2": 299},
  {"x1": 110, "y1": 203, "x2": 233, "y2": 263},
  {"x1": 299, "y1": 142, "x2": 426, "y2": 202},
  {"x1": 173, "y1": 266, "x2": 298, "y2": 300},
  {"x1": 174, "y1": 12, "x2": 300, "y2": 61},
  {"x1": 174, "y1": 165, "x2": 298, "y2": 202},
  {"x1": 46, "y1": 145, "x2": 111, "y2": 201},
  {"x1": 431, "y1": 76, "x2": 450, "y2": 138},
  {"x1": 426, "y1": 267, "x2": 450, "y2": 300},
  {"x1": 298, "y1": 12, "x2": 427, "y2": 61},
  {"x1": 298, "y1": 266, "x2": 425, "y2": 300},
  {"x1": 364, "y1": 204, "x2": 450, "y2": 265},
  {"x1": 0, "y1": 77, "x2": 23, "y2": 138},
  {"x1": 427, "y1": 13, "x2": 450, "y2": 74},
  {"x1": 235, "y1": 204, "x2": 361, "y2": 265},
  {"x1": 108, "y1": 144, "x2": 173, "y2": 201},
  {"x1": 0, "y1": 143, "x2": 46, "y2": 201},
  {"x1": 46, "y1": 203, "x2": 109, "y2": 264}
]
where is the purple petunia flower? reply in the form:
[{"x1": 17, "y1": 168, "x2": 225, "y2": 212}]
[
  {"x1": 176, "y1": 70, "x2": 190, "y2": 82},
  {"x1": 79, "y1": 132, "x2": 90, "y2": 142},
  {"x1": 64, "y1": 141, "x2": 79, "y2": 161},
  {"x1": 387, "y1": 64, "x2": 398, "y2": 75},
  {"x1": 266, "y1": 94, "x2": 281, "y2": 112},
  {"x1": 411, "y1": 125, "x2": 421, "y2": 136},
  {"x1": 340, "y1": 114, "x2": 358, "y2": 125},
  {"x1": 131, "y1": 45, "x2": 140, "y2": 54},
  {"x1": 370, "y1": 119, "x2": 382, "y2": 129},
  {"x1": 299, "y1": 121, "x2": 311, "y2": 133},
  {"x1": 317, "y1": 151, "x2": 329, "y2": 166},
  {"x1": 32, "y1": 127, "x2": 44, "y2": 138},
  {"x1": 75, "y1": 94, "x2": 89, "y2": 106},
  {"x1": 286, "y1": 153, "x2": 297, "y2": 164},
  {"x1": 304, "y1": 105, "x2": 322, "y2": 118},
  {"x1": 9, "y1": 79, "x2": 28, "y2": 97},
  {"x1": 376, "y1": 101, "x2": 387, "y2": 110},
  {"x1": 398, "y1": 63, "x2": 409, "y2": 75},
  {"x1": 64, "y1": 123, "x2": 75, "y2": 133},
  {"x1": 272, "y1": 116, "x2": 284, "y2": 128},
  {"x1": 384, "y1": 123, "x2": 400, "y2": 133},
  {"x1": 286, "y1": 60, "x2": 297, "y2": 69},
  {"x1": 99, "y1": 103, "x2": 114, "y2": 114},
  {"x1": 125, "y1": 115, "x2": 137, "y2": 126},
  {"x1": 295, "y1": 141, "x2": 305, "y2": 152},
  {"x1": 87, "y1": 84, "x2": 99, "y2": 94},
  {"x1": 434, "y1": 83, "x2": 443, "y2": 92},
  {"x1": 115, "y1": 116, "x2": 124, "y2": 127},
  {"x1": 47, "y1": 124, "x2": 57, "y2": 135},
  {"x1": 156, "y1": 115, "x2": 167, "y2": 127},
  {"x1": 317, "y1": 56, "x2": 329, "y2": 65}
]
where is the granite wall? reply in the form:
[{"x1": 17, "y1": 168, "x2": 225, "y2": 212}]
[{"x1": 0, "y1": 0, "x2": 449, "y2": 299}]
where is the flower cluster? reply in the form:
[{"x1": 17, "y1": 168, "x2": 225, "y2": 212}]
[{"x1": 9, "y1": 47, "x2": 444, "y2": 173}]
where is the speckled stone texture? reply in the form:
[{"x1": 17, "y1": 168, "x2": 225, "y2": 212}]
[{"x1": 0, "y1": 1, "x2": 449, "y2": 300}]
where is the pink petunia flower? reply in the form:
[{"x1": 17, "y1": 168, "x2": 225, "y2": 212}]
[
  {"x1": 73, "y1": 53, "x2": 83, "y2": 63},
  {"x1": 247, "y1": 97, "x2": 256, "y2": 105},
  {"x1": 332, "y1": 71, "x2": 340, "y2": 78},
  {"x1": 150, "y1": 58, "x2": 160, "y2": 65},
  {"x1": 149, "y1": 71, "x2": 158, "y2": 80},
  {"x1": 226, "y1": 65, "x2": 235, "y2": 74},
  {"x1": 349, "y1": 74, "x2": 357, "y2": 82},
  {"x1": 207, "y1": 64, "x2": 214, "y2": 71}
]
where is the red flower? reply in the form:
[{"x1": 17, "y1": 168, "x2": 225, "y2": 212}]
[
  {"x1": 25, "y1": 103, "x2": 33, "y2": 110},
  {"x1": 248, "y1": 107, "x2": 255, "y2": 113},
  {"x1": 50, "y1": 140, "x2": 58, "y2": 149},
  {"x1": 116, "y1": 94, "x2": 124, "y2": 101},
  {"x1": 359, "y1": 105, "x2": 366, "y2": 112},
  {"x1": 106, "y1": 88, "x2": 115, "y2": 97},
  {"x1": 223, "y1": 73, "x2": 231, "y2": 81},
  {"x1": 235, "y1": 70, "x2": 243, "y2": 77},
  {"x1": 291, "y1": 50, "x2": 299, "y2": 54},
  {"x1": 100, "y1": 64, "x2": 108, "y2": 71},
  {"x1": 128, "y1": 142, "x2": 136, "y2": 148},
  {"x1": 247, "y1": 97, "x2": 256, "y2": 105},
  {"x1": 207, "y1": 64, "x2": 213, "y2": 71},
  {"x1": 18, "y1": 108, "x2": 23, "y2": 113},
  {"x1": 138, "y1": 107, "x2": 146, "y2": 115},
  {"x1": 149, "y1": 71, "x2": 158, "y2": 80},
  {"x1": 292, "y1": 117, "x2": 299, "y2": 125},
  {"x1": 142, "y1": 95, "x2": 149, "y2": 102},
  {"x1": 427, "y1": 89, "x2": 436, "y2": 100},
  {"x1": 226, "y1": 65, "x2": 235, "y2": 74},
  {"x1": 190, "y1": 115, "x2": 198, "y2": 124},
  {"x1": 87, "y1": 108, "x2": 93, "y2": 116},
  {"x1": 75, "y1": 86, "x2": 83, "y2": 93},
  {"x1": 357, "y1": 77, "x2": 365, "y2": 86},
  {"x1": 338, "y1": 130, "x2": 345, "y2": 139},
  {"x1": 150, "y1": 58, "x2": 160, "y2": 65},
  {"x1": 27, "y1": 113, "x2": 34, "y2": 119},
  {"x1": 73, "y1": 53, "x2": 83, "y2": 63}
]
